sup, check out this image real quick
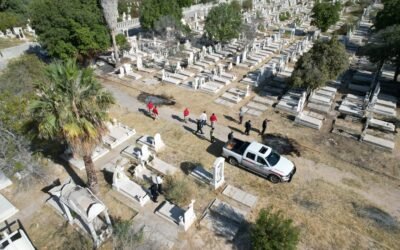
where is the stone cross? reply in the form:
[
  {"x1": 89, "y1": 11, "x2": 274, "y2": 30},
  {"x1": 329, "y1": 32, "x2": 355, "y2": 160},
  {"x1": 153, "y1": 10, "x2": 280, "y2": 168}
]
[{"x1": 212, "y1": 157, "x2": 225, "y2": 190}]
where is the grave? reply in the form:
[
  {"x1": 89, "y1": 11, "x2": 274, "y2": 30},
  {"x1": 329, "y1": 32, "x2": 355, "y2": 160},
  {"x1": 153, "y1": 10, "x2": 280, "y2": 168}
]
[
  {"x1": 112, "y1": 166, "x2": 151, "y2": 207},
  {"x1": 0, "y1": 171, "x2": 12, "y2": 191},
  {"x1": 48, "y1": 179, "x2": 113, "y2": 248},
  {"x1": 0, "y1": 223, "x2": 35, "y2": 250},
  {"x1": 156, "y1": 200, "x2": 196, "y2": 231},
  {"x1": 60, "y1": 146, "x2": 110, "y2": 171},
  {"x1": 137, "y1": 133, "x2": 165, "y2": 152},
  {"x1": 222, "y1": 185, "x2": 258, "y2": 209},
  {"x1": 121, "y1": 144, "x2": 153, "y2": 165},
  {"x1": 200, "y1": 198, "x2": 247, "y2": 240},
  {"x1": 368, "y1": 118, "x2": 395, "y2": 132},
  {"x1": 295, "y1": 111, "x2": 323, "y2": 130},
  {"x1": 361, "y1": 133, "x2": 395, "y2": 152},
  {"x1": 189, "y1": 157, "x2": 225, "y2": 190},
  {"x1": 0, "y1": 195, "x2": 18, "y2": 223},
  {"x1": 103, "y1": 120, "x2": 136, "y2": 149},
  {"x1": 147, "y1": 157, "x2": 178, "y2": 176}
]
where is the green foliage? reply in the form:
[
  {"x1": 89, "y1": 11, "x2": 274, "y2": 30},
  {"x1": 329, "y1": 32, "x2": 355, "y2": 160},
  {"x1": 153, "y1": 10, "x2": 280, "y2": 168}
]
[
  {"x1": 0, "y1": 11, "x2": 24, "y2": 31},
  {"x1": 113, "y1": 218, "x2": 144, "y2": 249},
  {"x1": 177, "y1": 0, "x2": 193, "y2": 8},
  {"x1": 118, "y1": 0, "x2": 141, "y2": 18},
  {"x1": 205, "y1": 3, "x2": 243, "y2": 43},
  {"x1": 164, "y1": 175, "x2": 195, "y2": 207},
  {"x1": 30, "y1": 0, "x2": 110, "y2": 61},
  {"x1": 139, "y1": 0, "x2": 183, "y2": 30},
  {"x1": 375, "y1": 0, "x2": 400, "y2": 30},
  {"x1": 251, "y1": 208, "x2": 300, "y2": 250},
  {"x1": 361, "y1": 25, "x2": 400, "y2": 80},
  {"x1": 290, "y1": 39, "x2": 349, "y2": 90},
  {"x1": 242, "y1": 0, "x2": 253, "y2": 11},
  {"x1": 279, "y1": 11, "x2": 290, "y2": 22},
  {"x1": 0, "y1": 0, "x2": 31, "y2": 15},
  {"x1": 116, "y1": 33, "x2": 130, "y2": 51},
  {"x1": 311, "y1": 2, "x2": 341, "y2": 32}
]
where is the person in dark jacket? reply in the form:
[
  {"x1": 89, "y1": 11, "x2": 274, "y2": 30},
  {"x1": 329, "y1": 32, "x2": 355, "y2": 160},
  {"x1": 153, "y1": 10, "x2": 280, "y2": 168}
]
[
  {"x1": 195, "y1": 119, "x2": 204, "y2": 134},
  {"x1": 244, "y1": 120, "x2": 252, "y2": 135},
  {"x1": 260, "y1": 118, "x2": 271, "y2": 136},
  {"x1": 150, "y1": 183, "x2": 159, "y2": 202}
]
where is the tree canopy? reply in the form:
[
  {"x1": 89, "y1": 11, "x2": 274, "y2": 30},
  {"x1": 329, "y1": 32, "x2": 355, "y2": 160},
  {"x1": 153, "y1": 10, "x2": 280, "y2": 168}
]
[
  {"x1": 205, "y1": 2, "x2": 243, "y2": 43},
  {"x1": 290, "y1": 38, "x2": 349, "y2": 90},
  {"x1": 251, "y1": 208, "x2": 300, "y2": 250},
  {"x1": 311, "y1": 2, "x2": 341, "y2": 32},
  {"x1": 375, "y1": 0, "x2": 400, "y2": 30},
  {"x1": 361, "y1": 25, "x2": 400, "y2": 81},
  {"x1": 139, "y1": 0, "x2": 183, "y2": 30},
  {"x1": 30, "y1": 60, "x2": 115, "y2": 193},
  {"x1": 0, "y1": 0, "x2": 30, "y2": 31},
  {"x1": 30, "y1": 0, "x2": 110, "y2": 61}
]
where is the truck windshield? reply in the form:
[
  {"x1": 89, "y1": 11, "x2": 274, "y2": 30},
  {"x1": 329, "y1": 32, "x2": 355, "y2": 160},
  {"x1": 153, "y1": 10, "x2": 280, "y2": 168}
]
[{"x1": 266, "y1": 151, "x2": 280, "y2": 166}]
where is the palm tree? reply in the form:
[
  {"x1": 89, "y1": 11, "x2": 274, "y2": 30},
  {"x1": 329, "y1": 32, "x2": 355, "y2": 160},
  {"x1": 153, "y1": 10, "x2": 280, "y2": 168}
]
[
  {"x1": 100, "y1": 0, "x2": 120, "y2": 65},
  {"x1": 30, "y1": 60, "x2": 115, "y2": 194}
]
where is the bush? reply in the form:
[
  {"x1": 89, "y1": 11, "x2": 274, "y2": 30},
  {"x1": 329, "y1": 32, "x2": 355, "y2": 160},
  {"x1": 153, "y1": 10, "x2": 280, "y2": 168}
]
[
  {"x1": 251, "y1": 208, "x2": 300, "y2": 250},
  {"x1": 164, "y1": 175, "x2": 195, "y2": 206},
  {"x1": 113, "y1": 218, "x2": 144, "y2": 249}
]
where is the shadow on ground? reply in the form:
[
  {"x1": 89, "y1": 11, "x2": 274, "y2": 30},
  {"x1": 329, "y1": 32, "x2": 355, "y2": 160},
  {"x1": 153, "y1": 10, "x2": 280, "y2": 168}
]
[
  {"x1": 261, "y1": 133, "x2": 301, "y2": 156},
  {"x1": 180, "y1": 161, "x2": 199, "y2": 175},
  {"x1": 206, "y1": 138, "x2": 225, "y2": 157},
  {"x1": 352, "y1": 203, "x2": 400, "y2": 231}
]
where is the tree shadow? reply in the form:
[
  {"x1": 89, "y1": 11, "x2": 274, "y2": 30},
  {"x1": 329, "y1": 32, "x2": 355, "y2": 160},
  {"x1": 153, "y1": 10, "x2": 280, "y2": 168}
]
[
  {"x1": 352, "y1": 203, "x2": 400, "y2": 231},
  {"x1": 102, "y1": 169, "x2": 114, "y2": 186},
  {"x1": 180, "y1": 161, "x2": 198, "y2": 175},
  {"x1": 261, "y1": 133, "x2": 301, "y2": 156},
  {"x1": 231, "y1": 220, "x2": 252, "y2": 250},
  {"x1": 206, "y1": 138, "x2": 225, "y2": 157}
]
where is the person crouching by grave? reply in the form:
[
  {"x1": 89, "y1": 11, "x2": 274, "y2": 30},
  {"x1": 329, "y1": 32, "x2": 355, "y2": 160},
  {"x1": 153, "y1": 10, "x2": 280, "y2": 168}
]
[
  {"x1": 150, "y1": 183, "x2": 159, "y2": 202},
  {"x1": 152, "y1": 106, "x2": 159, "y2": 120},
  {"x1": 199, "y1": 111, "x2": 207, "y2": 127},
  {"x1": 244, "y1": 120, "x2": 252, "y2": 135},
  {"x1": 239, "y1": 107, "x2": 245, "y2": 124},
  {"x1": 195, "y1": 119, "x2": 204, "y2": 135},
  {"x1": 210, "y1": 128, "x2": 216, "y2": 143},
  {"x1": 183, "y1": 107, "x2": 190, "y2": 123},
  {"x1": 210, "y1": 113, "x2": 217, "y2": 128},
  {"x1": 147, "y1": 101, "x2": 154, "y2": 115},
  {"x1": 156, "y1": 175, "x2": 163, "y2": 194}
]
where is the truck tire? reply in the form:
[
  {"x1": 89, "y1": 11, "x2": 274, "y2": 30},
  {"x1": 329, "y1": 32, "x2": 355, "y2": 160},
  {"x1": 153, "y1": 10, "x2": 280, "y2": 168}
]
[
  {"x1": 228, "y1": 157, "x2": 238, "y2": 166},
  {"x1": 268, "y1": 174, "x2": 281, "y2": 184}
]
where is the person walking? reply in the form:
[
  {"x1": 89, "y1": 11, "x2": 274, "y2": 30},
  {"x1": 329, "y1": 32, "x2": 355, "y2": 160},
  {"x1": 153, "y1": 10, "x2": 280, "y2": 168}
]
[
  {"x1": 199, "y1": 111, "x2": 207, "y2": 127},
  {"x1": 260, "y1": 118, "x2": 271, "y2": 136},
  {"x1": 244, "y1": 120, "x2": 252, "y2": 135},
  {"x1": 228, "y1": 131, "x2": 234, "y2": 142},
  {"x1": 147, "y1": 101, "x2": 154, "y2": 114},
  {"x1": 195, "y1": 119, "x2": 204, "y2": 134},
  {"x1": 183, "y1": 108, "x2": 190, "y2": 123},
  {"x1": 152, "y1": 106, "x2": 159, "y2": 120},
  {"x1": 156, "y1": 175, "x2": 163, "y2": 194},
  {"x1": 210, "y1": 113, "x2": 217, "y2": 128},
  {"x1": 239, "y1": 108, "x2": 245, "y2": 124},
  {"x1": 150, "y1": 183, "x2": 159, "y2": 202},
  {"x1": 210, "y1": 128, "x2": 216, "y2": 143}
]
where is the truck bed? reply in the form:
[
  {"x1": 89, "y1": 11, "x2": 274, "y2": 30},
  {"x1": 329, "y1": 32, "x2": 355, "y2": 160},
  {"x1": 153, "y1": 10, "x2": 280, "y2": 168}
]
[{"x1": 225, "y1": 138, "x2": 250, "y2": 156}]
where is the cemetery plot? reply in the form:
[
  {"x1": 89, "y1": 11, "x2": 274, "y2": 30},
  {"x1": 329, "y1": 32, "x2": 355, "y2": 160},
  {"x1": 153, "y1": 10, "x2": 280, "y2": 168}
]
[{"x1": 0, "y1": 195, "x2": 18, "y2": 224}]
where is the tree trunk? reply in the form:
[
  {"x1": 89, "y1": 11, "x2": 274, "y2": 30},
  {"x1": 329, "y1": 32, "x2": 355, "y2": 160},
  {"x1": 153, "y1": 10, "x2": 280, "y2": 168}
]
[
  {"x1": 83, "y1": 155, "x2": 99, "y2": 195},
  {"x1": 394, "y1": 64, "x2": 400, "y2": 83},
  {"x1": 111, "y1": 30, "x2": 119, "y2": 66}
]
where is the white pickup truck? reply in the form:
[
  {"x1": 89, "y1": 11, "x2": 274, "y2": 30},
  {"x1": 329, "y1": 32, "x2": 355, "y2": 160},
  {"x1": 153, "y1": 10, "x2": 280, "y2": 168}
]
[{"x1": 222, "y1": 138, "x2": 296, "y2": 183}]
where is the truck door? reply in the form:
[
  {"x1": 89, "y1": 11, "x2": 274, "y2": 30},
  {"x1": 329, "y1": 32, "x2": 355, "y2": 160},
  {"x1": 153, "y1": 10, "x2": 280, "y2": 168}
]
[
  {"x1": 242, "y1": 152, "x2": 258, "y2": 170},
  {"x1": 256, "y1": 156, "x2": 271, "y2": 177}
]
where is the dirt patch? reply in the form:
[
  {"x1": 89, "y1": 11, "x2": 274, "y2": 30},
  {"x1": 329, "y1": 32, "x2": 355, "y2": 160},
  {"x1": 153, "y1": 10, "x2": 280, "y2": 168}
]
[
  {"x1": 352, "y1": 203, "x2": 400, "y2": 232},
  {"x1": 262, "y1": 133, "x2": 301, "y2": 156},
  {"x1": 137, "y1": 92, "x2": 176, "y2": 106}
]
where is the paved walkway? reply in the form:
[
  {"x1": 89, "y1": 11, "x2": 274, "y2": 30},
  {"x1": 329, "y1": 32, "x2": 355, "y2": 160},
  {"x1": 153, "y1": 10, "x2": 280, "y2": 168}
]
[{"x1": 0, "y1": 42, "x2": 39, "y2": 70}]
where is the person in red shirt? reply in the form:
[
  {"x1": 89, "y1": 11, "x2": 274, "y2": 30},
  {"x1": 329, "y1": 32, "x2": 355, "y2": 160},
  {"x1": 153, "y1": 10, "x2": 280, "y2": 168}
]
[
  {"x1": 147, "y1": 101, "x2": 154, "y2": 114},
  {"x1": 183, "y1": 108, "x2": 189, "y2": 123},
  {"x1": 210, "y1": 113, "x2": 217, "y2": 128},
  {"x1": 152, "y1": 106, "x2": 159, "y2": 120}
]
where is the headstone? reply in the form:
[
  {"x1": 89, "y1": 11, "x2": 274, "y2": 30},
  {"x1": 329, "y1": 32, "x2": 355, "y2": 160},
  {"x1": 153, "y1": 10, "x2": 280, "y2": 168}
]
[
  {"x1": 193, "y1": 77, "x2": 199, "y2": 90},
  {"x1": 235, "y1": 56, "x2": 240, "y2": 65},
  {"x1": 246, "y1": 84, "x2": 250, "y2": 97},
  {"x1": 176, "y1": 62, "x2": 181, "y2": 73},
  {"x1": 212, "y1": 157, "x2": 225, "y2": 190},
  {"x1": 179, "y1": 200, "x2": 196, "y2": 231},
  {"x1": 137, "y1": 56, "x2": 143, "y2": 70},
  {"x1": 227, "y1": 62, "x2": 233, "y2": 71},
  {"x1": 154, "y1": 133, "x2": 165, "y2": 152}
]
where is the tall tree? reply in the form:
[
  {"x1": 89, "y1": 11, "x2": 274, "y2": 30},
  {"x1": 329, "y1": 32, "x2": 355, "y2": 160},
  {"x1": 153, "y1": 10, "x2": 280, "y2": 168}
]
[
  {"x1": 205, "y1": 2, "x2": 243, "y2": 43},
  {"x1": 361, "y1": 25, "x2": 400, "y2": 81},
  {"x1": 30, "y1": 0, "x2": 110, "y2": 62},
  {"x1": 251, "y1": 208, "x2": 300, "y2": 250},
  {"x1": 100, "y1": 0, "x2": 120, "y2": 64},
  {"x1": 139, "y1": 0, "x2": 182, "y2": 30},
  {"x1": 30, "y1": 60, "x2": 115, "y2": 193},
  {"x1": 291, "y1": 38, "x2": 349, "y2": 90},
  {"x1": 311, "y1": 2, "x2": 341, "y2": 32},
  {"x1": 375, "y1": 0, "x2": 400, "y2": 30}
]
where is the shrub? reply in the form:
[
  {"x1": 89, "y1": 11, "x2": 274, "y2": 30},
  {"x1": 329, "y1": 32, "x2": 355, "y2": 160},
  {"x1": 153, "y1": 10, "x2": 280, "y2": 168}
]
[
  {"x1": 164, "y1": 175, "x2": 195, "y2": 206},
  {"x1": 251, "y1": 208, "x2": 300, "y2": 250}
]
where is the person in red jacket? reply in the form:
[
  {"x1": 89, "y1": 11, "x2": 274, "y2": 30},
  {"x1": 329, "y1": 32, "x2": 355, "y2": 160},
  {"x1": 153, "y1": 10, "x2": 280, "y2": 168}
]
[
  {"x1": 147, "y1": 101, "x2": 154, "y2": 114},
  {"x1": 152, "y1": 106, "x2": 159, "y2": 120},
  {"x1": 183, "y1": 108, "x2": 189, "y2": 123},
  {"x1": 210, "y1": 113, "x2": 217, "y2": 128}
]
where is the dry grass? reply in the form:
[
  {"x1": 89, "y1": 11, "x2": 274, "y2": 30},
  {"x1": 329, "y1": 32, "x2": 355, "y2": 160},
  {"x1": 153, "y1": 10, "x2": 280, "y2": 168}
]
[{"x1": 0, "y1": 38, "x2": 24, "y2": 50}]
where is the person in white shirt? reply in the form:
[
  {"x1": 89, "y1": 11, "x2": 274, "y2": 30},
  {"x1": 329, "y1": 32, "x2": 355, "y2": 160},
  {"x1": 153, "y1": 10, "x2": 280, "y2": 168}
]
[{"x1": 199, "y1": 111, "x2": 207, "y2": 127}]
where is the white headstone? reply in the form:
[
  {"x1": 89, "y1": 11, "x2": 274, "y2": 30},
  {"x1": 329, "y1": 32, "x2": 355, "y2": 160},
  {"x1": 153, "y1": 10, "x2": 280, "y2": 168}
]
[
  {"x1": 179, "y1": 199, "x2": 196, "y2": 231},
  {"x1": 137, "y1": 56, "x2": 143, "y2": 70},
  {"x1": 193, "y1": 77, "x2": 199, "y2": 90},
  {"x1": 153, "y1": 133, "x2": 165, "y2": 152},
  {"x1": 212, "y1": 157, "x2": 225, "y2": 189}
]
